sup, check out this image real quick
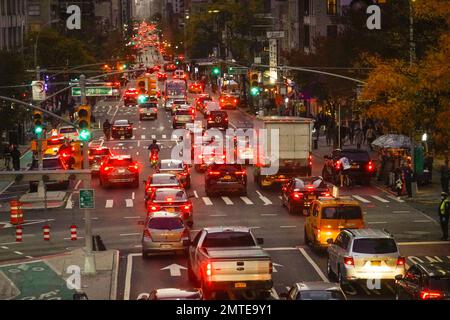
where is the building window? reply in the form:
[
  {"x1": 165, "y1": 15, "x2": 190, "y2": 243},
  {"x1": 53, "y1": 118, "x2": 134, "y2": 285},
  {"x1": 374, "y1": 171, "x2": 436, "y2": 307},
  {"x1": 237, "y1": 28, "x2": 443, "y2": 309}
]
[
  {"x1": 304, "y1": 0, "x2": 310, "y2": 16},
  {"x1": 327, "y1": 25, "x2": 338, "y2": 38},
  {"x1": 304, "y1": 25, "x2": 310, "y2": 48},
  {"x1": 327, "y1": 0, "x2": 337, "y2": 15},
  {"x1": 28, "y1": 4, "x2": 40, "y2": 16}
]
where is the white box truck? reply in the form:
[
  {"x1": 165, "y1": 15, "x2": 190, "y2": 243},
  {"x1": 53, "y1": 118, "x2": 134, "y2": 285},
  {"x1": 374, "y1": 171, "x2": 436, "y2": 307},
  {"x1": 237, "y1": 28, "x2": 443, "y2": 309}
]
[{"x1": 253, "y1": 116, "x2": 313, "y2": 188}]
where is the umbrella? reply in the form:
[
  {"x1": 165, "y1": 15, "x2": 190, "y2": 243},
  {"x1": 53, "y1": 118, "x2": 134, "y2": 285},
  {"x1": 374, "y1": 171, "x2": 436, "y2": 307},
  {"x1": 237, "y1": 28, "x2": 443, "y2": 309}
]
[{"x1": 371, "y1": 134, "x2": 412, "y2": 150}]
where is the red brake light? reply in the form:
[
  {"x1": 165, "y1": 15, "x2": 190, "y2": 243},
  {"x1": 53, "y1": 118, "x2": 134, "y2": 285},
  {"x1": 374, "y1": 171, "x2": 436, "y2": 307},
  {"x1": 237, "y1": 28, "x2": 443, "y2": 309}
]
[
  {"x1": 335, "y1": 161, "x2": 341, "y2": 170},
  {"x1": 293, "y1": 192, "x2": 303, "y2": 199},
  {"x1": 207, "y1": 171, "x2": 221, "y2": 176},
  {"x1": 420, "y1": 290, "x2": 443, "y2": 300},
  {"x1": 128, "y1": 163, "x2": 139, "y2": 172},
  {"x1": 208, "y1": 117, "x2": 212, "y2": 121},
  {"x1": 148, "y1": 204, "x2": 160, "y2": 212},
  {"x1": 367, "y1": 161, "x2": 374, "y2": 171},
  {"x1": 103, "y1": 166, "x2": 112, "y2": 172},
  {"x1": 205, "y1": 263, "x2": 212, "y2": 277},
  {"x1": 143, "y1": 229, "x2": 152, "y2": 239},
  {"x1": 234, "y1": 171, "x2": 246, "y2": 175},
  {"x1": 396, "y1": 257, "x2": 405, "y2": 266},
  {"x1": 344, "y1": 257, "x2": 354, "y2": 266}
]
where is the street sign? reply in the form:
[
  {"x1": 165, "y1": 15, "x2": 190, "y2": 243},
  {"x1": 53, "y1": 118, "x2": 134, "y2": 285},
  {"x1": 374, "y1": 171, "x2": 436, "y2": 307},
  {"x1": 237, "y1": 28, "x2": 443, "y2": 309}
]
[
  {"x1": 229, "y1": 67, "x2": 248, "y2": 75},
  {"x1": 267, "y1": 31, "x2": 285, "y2": 39},
  {"x1": 71, "y1": 87, "x2": 113, "y2": 97},
  {"x1": 79, "y1": 189, "x2": 94, "y2": 209},
  {"x1": 31, "y1": 81, "x2": 46, "y2": 101}
]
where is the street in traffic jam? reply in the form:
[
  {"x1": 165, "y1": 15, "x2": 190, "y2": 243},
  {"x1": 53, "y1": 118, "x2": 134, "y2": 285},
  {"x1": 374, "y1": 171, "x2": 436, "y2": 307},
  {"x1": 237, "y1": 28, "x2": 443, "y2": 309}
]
[{"x1": 0, "y1": 0, "x2": 449, "y2": 310}]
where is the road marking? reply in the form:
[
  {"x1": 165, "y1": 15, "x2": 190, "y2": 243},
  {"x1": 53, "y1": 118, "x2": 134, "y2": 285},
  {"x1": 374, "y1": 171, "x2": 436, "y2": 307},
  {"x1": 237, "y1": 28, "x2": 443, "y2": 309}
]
[
  {"x1": 151, "y1": 135, "x2": 156, "y2": 139},
  {"x1": 371, "y1": 195, "x2": 390, "y2": 203},
  {"x1": 264, "y1": 247, "x2": 299, "y2": 251},
  {"x1": 393, "y1": 211, "x2": 410, "y2": 213},
  {"x1": 160, "y1": 264, "x2": 187, "y2": 277},
  {"x1": 221, "y1": 197, "x2": 233, "y2": 205},
  {"x1": 298, "y1": 247, "x2": 329, "y2": 282},
  {"x1": 352, "y1": 195, "x2": 371, "y2": 203},
  {"x1": 132, "y1": 192, "x2": 135, "y2": 200},
  {"x1": 414, "y1": 220, "x2": 432, "y2": 223},
  {"x1": 120, "y1": 233, "x2": 140, "y2": 237},
  {"x1": 64, "y1": 236, "x2": 84, "y2": 240},
  {"x1": 270, "y1": 288, "x2": 279, "y2": 300},
  {"x1": 210, "y1": 214, "x2": 227, "y2": 217},
  {"x1": 387, "y1": 195, "x2": 405, "y2": 203},
  {"x1": 261, "y1": 214, "x2": 277, "y2": 216},
  {"x1": 240, "y1": 197, "x2": 253, "y2": 205},
  {"x1": 126, "y1": 199, "x2": 133, "y2": 207},
  {"x1": 137, "y1": 140, "x2": 141, "y2": 147},
  {"x1": 280, "y1": 225, "x2": 296, "y2": 228},
  {"x1": 136, "y1": 151, "x2": 139, "y2": 156},
  {"x1": 202, "y1": 197, "x2": 213, "y2": 205},
  {"x1": 124, "y1": 253, "x2": 141, "y2": 300},
  {"x1": 141, "y1": 135, "x2": 145, "y2": 139},
  {"x1": 105, "y1": 200, "x2": 114, "y2": 208},
  {"x1": 65, "y1": 194, "x2": 73, "y2": 209},
  {"x1": 398, "y1": 241, "x2": 450, "y2": 246},
  {"x1": 162, "y1": 134, "x2": 166, "y2": 139},
  {"x1": 1, "y1": 246, "x2": 8, "y2": 249},
  {"x1": 193, "y1": 191, "x2": 199, "y2": 198},
  {"x1": 367, "y1": 221, "x2": 388, "y2": 224},
  {"x1": 74, "y1": 180, "x2": 82, "y2": 190},
  {"x1": 278, "y1": 196, "x2": 282, "y2": 200},
  {"x1": 25, "y1": 256, "x2": 33, "y2": 259},
  {"x1": 123, "y1": 216, "x2": 140, "y2": 219},
  {"x1": 256, "y1": 191, "x2": 273, "y2": 205},
  {"x1": 14, "y1": 251, "x2": 23, "y2": 255}
]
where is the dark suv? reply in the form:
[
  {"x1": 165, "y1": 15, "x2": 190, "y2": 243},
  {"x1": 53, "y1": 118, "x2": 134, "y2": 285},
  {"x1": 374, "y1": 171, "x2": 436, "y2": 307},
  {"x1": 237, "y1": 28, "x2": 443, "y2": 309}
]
[
  {"x1": 206, "y1": 110, "x2": 228, "y2": 130},
  {"x1": 322, "y1": 149, "x2": 374, "y2": 185},
  {"x1": 204, "y1": 164, "x2": 247, "y2": 196},
  {"x1": 395, "y1": 262, "x2": 450, "y2": 300}
]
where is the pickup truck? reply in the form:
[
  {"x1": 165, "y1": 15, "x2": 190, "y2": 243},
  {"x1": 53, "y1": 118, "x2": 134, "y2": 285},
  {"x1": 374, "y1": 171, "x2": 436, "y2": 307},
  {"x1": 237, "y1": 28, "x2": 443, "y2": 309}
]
[{"x1": 186, "y1": 226, "x2": 273, "y2": 299}]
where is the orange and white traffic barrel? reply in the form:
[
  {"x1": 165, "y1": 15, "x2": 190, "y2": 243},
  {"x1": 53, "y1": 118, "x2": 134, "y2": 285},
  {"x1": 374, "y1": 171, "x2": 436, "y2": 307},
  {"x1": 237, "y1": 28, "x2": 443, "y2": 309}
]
[
  {"x1": 16, "y1": 226, "x2": 23, "y2": 242},
  {"x1": 10, "y1": 200, "x2": 24, "y2": 225},
  {"x1": 43, "y1": 225, "x2": 50, "y2": 241},
  {"x1": 70, "y1": 225, "x2": 77, "y2": 241}
]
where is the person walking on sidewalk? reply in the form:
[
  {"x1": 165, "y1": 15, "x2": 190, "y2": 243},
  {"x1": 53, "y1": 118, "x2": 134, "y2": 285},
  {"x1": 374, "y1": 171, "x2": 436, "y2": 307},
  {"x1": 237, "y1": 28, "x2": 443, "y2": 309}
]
[
  {"x1": 438, "y1": 192, "x2": 450, "y2": 241},
  {"x1": 440, "y1": 160, "x2": 449, "y2": 194},
  {"x1": 366, "y1": 126, "x2": 375, "y2": 151},
  {"x1": 10, "y1": 144, "x2": 21, "y2": 171},
  {"x1": 355, "y1": 127, "x2": 363, "y2": 150}
]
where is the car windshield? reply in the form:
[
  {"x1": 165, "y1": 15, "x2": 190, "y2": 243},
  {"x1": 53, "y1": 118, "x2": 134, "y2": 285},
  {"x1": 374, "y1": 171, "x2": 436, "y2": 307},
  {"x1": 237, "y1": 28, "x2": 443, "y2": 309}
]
[
  {"x1": 341, "y1": 151, "x2": 370, "y2": 162},
  {"x1": 429, "y1": 278, "x2": 450, "y2": 291},
  {"x1": 151, "y1": 175, "x2": 179, "y2": 185},
  {"x1": 47, "y1": 138, "x2": 64, "y2": 146},
  {"x1": 209, "y1": 164, "x2": 242, "y2": 173},
  {"x1": 147, "y1": 217, "x2": 183, "y2": 230},
  {"x1": 298, "y1": 290, "x2": 345, "y2": 300},
  {"x1": 321, "y1": 206, "x2": 362, "y2": 219},
  {"x1": 108, "y1": 158, "x2": 132, "y2": 166},
  {"x1": 174, "y1": 100, "x2": 186, "y2": 105},
  {"x1": 59, "y1": 127, "x2": 77, "y2": 134},
  {"x1": 114, "y1": 120, "x2": 129, "y2": 126},
  {"x1": 160, "y1": 161, "x2": 183, "y2": 170},
  {"x1": 352, "y1": 239, "x2": 398, "y2": 254},
  {"x1": 154, "y1": 189, "x2": 187, "y2": 202},
  {"x1": 202, "y1": 232, "x2": 256, "y2": 247}
]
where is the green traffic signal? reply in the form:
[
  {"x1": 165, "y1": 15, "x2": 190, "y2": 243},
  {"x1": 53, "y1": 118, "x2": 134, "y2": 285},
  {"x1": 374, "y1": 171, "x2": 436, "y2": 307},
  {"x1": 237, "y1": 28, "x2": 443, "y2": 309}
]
[
  {"x1": 34, "y1": 126, "x2": 43, "y2": 135},
  {"x1": 79, "y1": 129, "x2": 91, "y2": 141},
  {"x1": 138, "y1": 94, "x2": 148, "y2": 104},
  {"x1": 212, "y1": 67, "x2": 220, "y2": 75},
  {"x1": 250, "y1": 87, "x2": 260, "y2": 96}
]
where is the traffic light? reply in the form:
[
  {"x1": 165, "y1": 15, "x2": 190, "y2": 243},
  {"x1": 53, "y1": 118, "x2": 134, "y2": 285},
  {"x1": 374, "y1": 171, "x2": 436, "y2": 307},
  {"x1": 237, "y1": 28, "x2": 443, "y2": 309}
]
[
  {"x1": 138, "y1": 94, "x2": 149, "y2": 104},
  {"x1": 77, "y1": 105, "x2": 91, "y2": 141},
  {"x1": 249, "y1": 71, "x2": 261, "y2": 96},
  {"x1": 250, "y1": 87, "x2": 261, "y2": 96},
  {"x1": 33, "y1": 111, "x2": 44, "y2": 136},
  {"x1": 212, "y1": 67, "x2": 220, "y2": 76}
]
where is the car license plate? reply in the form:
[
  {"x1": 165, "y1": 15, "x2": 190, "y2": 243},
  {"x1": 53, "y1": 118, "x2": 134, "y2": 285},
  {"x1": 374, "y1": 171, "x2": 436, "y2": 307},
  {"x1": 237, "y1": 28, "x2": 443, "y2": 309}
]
[
  {"x1": 235, "y1": 282, "x2": 246, "y2": 288},
  {"x1": 371, "y1": 260, "x2": 381, "y2": 266},
  {"x1": 279, "y1": 175, "x2": 285, "y2": 179},
  {"x1": 352, "y1": 164, "x2": 359, "y2": 169},
  {"x1": 118, "y1": 169, "x2": 125, "y2": 174},
  {"x1": 161, "y1": 244, "x2": 172, "y2": 249},
  {"x1": 308, "y1": 195, "x2": 316, "y2": 200},
  {"x1": 223, "y1": 175, "x2": 232, "y2": 180},
  {"x1": 165, "y1": 207, "x2": 175, "y2": 213}
]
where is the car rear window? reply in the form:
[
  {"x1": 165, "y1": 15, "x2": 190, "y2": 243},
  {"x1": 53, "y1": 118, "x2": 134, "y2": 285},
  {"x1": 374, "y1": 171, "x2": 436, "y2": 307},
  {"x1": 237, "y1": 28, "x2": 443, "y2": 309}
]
[
  {"x1": 298, "y1": 290, "x2": 345, "y2": 300},
  {"x1": 114, "y1": 120, "x2": 129, "y2": 126},
  {"x1": 321, "y1": 206, "x2": 362, "y2": 220},
  {"x1": 108, "y1": 158, "x2": 132, "y2": 166},
  {"x1": 59, "y1": 127, "x2": 77, "y2": 134},
  {"x1": 341, "y1": 151, "x2": 370, "y2": 162},
  {"x1": 140, "y1": 103, "x2": 157, "y2": 108},
  {"x1": 428, "y1": 278, "x2": 450, "y2": 291},
  {"x1": 154, "y1": 189, "x2": 187, "y2": 202},
  {"x1": 176, "y1": 109, "x2": 192, "y2": 115},
  {"x1": 210, "y1": 111, "x2": 227, "y2": 116},
  {"x1": 43, "y1": 158, "x2": 63, "y2": 169},
  {"x1": 203, "y1": 232, "x2": 256, "y2": 247},
  {"x1": 209, "y1": 164, "x2": 242, "y2": 173},
  {"x1": 152, "y1": 175, "x2": 179, "y2": 185},
  {"x1": 352, "y1": 238, "x2": 398, "y2": 254},
  {"x1": 160, "y1": 161, "x2": 183, "y2": 170},
  {"x1": 295, "y1": 177, "x2": 326, "y2": 189},
  {"x1": 90, "y1": 148, "x2": 110, "y2": 156},
  {"x1": 148, "y1": 217, "x2": 184, "y2": 230}
]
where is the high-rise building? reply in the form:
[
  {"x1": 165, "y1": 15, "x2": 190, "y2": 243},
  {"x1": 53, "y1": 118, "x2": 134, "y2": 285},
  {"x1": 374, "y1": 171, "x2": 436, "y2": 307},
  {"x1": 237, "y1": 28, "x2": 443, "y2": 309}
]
[{"x1": 0, "y1": 0, "x2": 27, "y2": 52}]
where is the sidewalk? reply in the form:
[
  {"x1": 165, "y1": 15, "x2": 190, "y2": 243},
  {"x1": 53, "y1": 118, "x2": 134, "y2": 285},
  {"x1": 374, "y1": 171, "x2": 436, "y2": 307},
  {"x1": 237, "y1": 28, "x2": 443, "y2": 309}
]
[
  {"x1": 0, "y1": 248, "x2": 119, "y2": 300},
  {"x1": 0, "y1": 146, "x2": 33, "y2": 193}
]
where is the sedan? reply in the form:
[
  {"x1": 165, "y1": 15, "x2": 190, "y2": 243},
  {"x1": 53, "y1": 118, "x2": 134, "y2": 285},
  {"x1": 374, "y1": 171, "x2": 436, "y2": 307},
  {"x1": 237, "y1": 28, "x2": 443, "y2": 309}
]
[
  {"x1": 88, "y1": 146, "x2": 112, "y2": 175},
  {"x1": 141, "y1": 211, "x2": 190, "y2": 258},
  {"x1": 99, "y1": 155, "x2": 140, "y2": 188},
  {"x1": 138, "y1": 102, "x2": 158, "y2": 120},
  {"x1": 157, "y1": 159, "x2": 191, "y2": 189},
  {"x1": 189, "y1": 82, "x2": 203, "y2": 94},
  {"x1": 157, "y1": 72, "x2": 167, "y2": 81},
  {"x1": 144, "y1": 173, "x2": 182, "y2": 205},
  {"x1": 112, "y1": 119, "x2": 133, "y2": 139},
  {"x1": 281, "y1": 282, "x2": 346, "y2": 300},
  {"x1": 281, "y1": 176, "x2": 331, "y2": 215},
  {"x1": 147, "y1": 188, "x2": 193, "y2": 227}
]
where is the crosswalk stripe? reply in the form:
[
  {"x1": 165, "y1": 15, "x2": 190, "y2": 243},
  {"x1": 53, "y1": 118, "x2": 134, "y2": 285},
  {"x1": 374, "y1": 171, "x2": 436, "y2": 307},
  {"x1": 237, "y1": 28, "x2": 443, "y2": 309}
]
[
  {"x1": 352, "y1": 195, "x2": 371, "y2": 203},
  {"x1": 240, "y1": 197, "x2": 254, "y2": 205},
  {"x1": 221, "y1": 197, "x2": 233, "y2": 205},
  {"x1": 202, "y1": 197, "x2": 213, "y2": 205},
  {"x1": 141, "y1": 135, "x2": 145, "y2": 139},
  {"x1": 162, "y1": 134, "x2": 166, "y2": 139},
  {"x1": 387, "y1": 195, "x2": 405, "y2": 203},
  {"x1": 371, "y1": 195, "x2": 389, "y2": 203},
  {"x1": 105, "y1": 200, "x2": 113, "y2": 208},
  {"x1": 126, "y1": 199, "x2": 133, "y2": 207},
  {"x1": 151, "y1": 135, "x2": 156, "y2": 139}
]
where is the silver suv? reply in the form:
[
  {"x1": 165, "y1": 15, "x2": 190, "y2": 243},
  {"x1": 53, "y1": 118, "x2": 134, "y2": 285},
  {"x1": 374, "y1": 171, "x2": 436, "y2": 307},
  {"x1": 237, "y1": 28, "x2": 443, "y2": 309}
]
[{"x1": 326, "y1": 229, "x2": 406, "y2": 284}]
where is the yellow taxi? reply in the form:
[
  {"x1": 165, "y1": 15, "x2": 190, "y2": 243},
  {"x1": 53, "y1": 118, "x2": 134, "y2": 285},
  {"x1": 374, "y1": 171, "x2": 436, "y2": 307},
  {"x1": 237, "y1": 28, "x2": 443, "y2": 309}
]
[
  {"x1": 304, "y1": 197, "x2": 365, "y2": 250},
  {"x1": 44, "y1": 135, "x2": 66, "y2": 156}
]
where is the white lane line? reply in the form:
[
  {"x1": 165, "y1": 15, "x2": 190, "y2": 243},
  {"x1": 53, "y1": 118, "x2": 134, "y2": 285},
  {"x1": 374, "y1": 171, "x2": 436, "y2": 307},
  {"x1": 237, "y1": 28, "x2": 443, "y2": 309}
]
[
  {"x1": 298, "y1": 247, "x2": 329, "y2": 282},
  {"x1": 74, "y1": 180, "x2": 82, "y2": 190},
  {"x1": 105, "y1": 200, "x2": 114, "y2": 208},
  {"x1": 64, "y1": 237, "x2": 85, "y2": 240},
  {"x1": 210, "y1": 214, "x2": 227, "y2": 217},
  {"x1": 120, "y1": 233, "x2": 141, "y2": 237},
  {"x1": 371, "y1": 195, "x2": 390, "y2": 203},
  {"x1": 162, "y1": 134, "x2": 166, "y2": 139},
  {"x1": 221, "y1": 197, "x2": 233, "y2": 205},
  {"x1": 256, "y1": 191, "x2": 273, "y2": 205},
  {"x1": 398, "y1": 241, "x2": 450, "y2": 246},
  {"x1": 264, "y1": 247, "x2": 299, "y2": 251},
  {"x1": 26, "y1": 256, "x2": 33, "y2": 259},
  {"x1": 367, "y1": 221, "x2": 388, "y2": 224},
  {"x1": 65, "y1": 194, "x2": 73, "y2": 209},
  {"x1": 126, "y1": 199, "x2": 133, "y2": 207},
  {"x1": 132, "y1": 192, "x2": 135, "y2": 200},
  {"x1": 280, "y1": 226, "x2": 296, "y2": 228},
  {"x1": 141, "y1": 135, "x2": 146, "y2": 139},
  {"x1": 270, "y1": 288, "x2": 279, "y2": 300},
  {"x1": 142, "y1": 128, "x2": 146, "y2": 130},
  {"x1": 124, "y1": 253, "x2": 141, "y2": 300},
  {"x1": 137, "y1": 140, "x2": 141, "y2": 147},
  {"x1": 202, "y1": 197, "x2": 213, "y2": 205},
  {"x1": 278, "y1": 196, "x2": 282, "y2": 200},
  {"x1": 352, "y1": 195, "x2": 371, "y2": 203},
  {"x1": 240, "y1": 197, "x2": 254, "y2": 205},
  {"x1": 393, "y1": 211, "x2": 410, "y2": 213},
  {"x1": 413, "y1": 220, "x2": 432, "y2": 223},
  {"x1": 14, "y1": 251, "x2": 23, "y2": 255},
  {"x1": 261, "y1": 214, "x2": 277, "y2": 216},
  {"x1": 193, "y1": 191, "x2": 199, "y2": 198},
  {"x1": 1, "y1": 246, "x2": 8, "y2": 249},
  {"x1": 136, "y1": 151, "x2": 139, "y2": 156},
  {"x1": 123, "y1": 216, "x2": 140, "y2": 219},
  {"x1": 151, "y1": 135, "x2": 156, "y2": 139},
  {"x1": 387, "y1": 195, "x2": 405, "y2": 203}
]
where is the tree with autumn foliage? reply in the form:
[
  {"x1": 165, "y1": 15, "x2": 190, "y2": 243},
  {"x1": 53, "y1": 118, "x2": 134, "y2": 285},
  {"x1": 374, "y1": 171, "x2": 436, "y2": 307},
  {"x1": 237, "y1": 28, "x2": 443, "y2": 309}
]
[{"x1": 361, "y1": 0, "x2": 450, "y2": 153}]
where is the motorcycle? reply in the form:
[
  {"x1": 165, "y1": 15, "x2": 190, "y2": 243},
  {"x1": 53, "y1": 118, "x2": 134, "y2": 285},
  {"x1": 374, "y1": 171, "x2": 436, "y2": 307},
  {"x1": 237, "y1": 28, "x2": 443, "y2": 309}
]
[
  {"x1": 150, "y1": 151, "x2": 158, "y2": 168},
  {"x1": 103, "y1": 128, "x2": 111, "y2": 140}
]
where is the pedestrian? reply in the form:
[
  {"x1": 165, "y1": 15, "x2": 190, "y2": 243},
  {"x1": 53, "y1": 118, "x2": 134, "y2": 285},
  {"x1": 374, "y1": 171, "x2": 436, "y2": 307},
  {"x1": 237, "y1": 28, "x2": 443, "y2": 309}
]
[
  {"x1": 440, "y1": 160, "x2": 449, "y2": 194},
  {"x1": 366, "y1": 126, "x2": 375, "y2": 151},
  {"x1": 438, "y1": 192, "x2": 450, "y2": 241},
  {"x1": 10, "y1": 144, "x2": 21, "y2": 171},
  {"x1": 403, "y1": 165, "x2": 414, "y2": 198},
  {"x1": 354, "y1": 127, "x2": 363, "y2": 150},
  {"x1": 326, "y1": 125, "x2": 333, "y2": 146},
  {"x1": 395, "y1": 176, "x2": 403, "y2": 196}
]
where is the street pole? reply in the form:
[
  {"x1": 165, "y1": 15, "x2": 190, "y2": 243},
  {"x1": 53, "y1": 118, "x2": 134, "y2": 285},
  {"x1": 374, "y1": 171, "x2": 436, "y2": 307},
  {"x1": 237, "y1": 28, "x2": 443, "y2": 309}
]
[
  {"x1": 80, "y1": 74, "x2": 96, "y2": 274},
  {"x1": 338, "y1": 104, "x2": 341, "y2": 149},
  {"x1": 409, "y1": 1, "x2": 418, "y2": 197}
]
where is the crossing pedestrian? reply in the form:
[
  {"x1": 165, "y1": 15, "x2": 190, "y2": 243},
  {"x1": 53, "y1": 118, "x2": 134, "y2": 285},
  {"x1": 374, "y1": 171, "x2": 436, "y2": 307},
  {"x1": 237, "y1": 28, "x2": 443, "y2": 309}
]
[
  {"x1": 438, "y1": 192, "x2": 450, "y2": 241},
  {"x1": 440, "y1": 160, "x2": 449, "y2": 194}
]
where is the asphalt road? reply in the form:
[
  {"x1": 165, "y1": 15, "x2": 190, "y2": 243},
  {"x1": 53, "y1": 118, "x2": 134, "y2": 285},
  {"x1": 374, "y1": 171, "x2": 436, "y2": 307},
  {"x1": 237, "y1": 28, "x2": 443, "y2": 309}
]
[{"x1": 1, "y1": 48, "x2": 449, "y2": 300}]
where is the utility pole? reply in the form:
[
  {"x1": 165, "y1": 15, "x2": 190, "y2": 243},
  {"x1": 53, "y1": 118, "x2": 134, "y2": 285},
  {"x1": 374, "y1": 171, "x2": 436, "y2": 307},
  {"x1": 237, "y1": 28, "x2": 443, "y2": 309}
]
[{"x1": 79, "y1": 74, "x2": 96, "y2": 274}]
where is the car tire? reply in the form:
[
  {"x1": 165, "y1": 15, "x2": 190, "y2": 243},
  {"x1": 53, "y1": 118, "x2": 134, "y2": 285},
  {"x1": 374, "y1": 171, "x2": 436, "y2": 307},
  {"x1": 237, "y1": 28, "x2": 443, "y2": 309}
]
[{"x1": 327, "y1": 257, "x2": 336, "y2": 281}]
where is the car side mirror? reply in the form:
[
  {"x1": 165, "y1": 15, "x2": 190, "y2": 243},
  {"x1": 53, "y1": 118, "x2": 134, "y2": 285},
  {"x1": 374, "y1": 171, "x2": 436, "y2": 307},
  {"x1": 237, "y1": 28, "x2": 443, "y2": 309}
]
[
  {"x1": 326, "y1": 238, "x2": 334, "y2": 245},
  {"x1": 395, "y1": 274, "x2": 403, "y2": 281},
  {"x1": 138, "y1": 220, "x2": 145, "y2": 226},
  {"x1": 183, "y1": 239, "x2": 192, "y2": 246},
  {"x1": 256, "y1": 238, "x2": 264, "y2": 245}
]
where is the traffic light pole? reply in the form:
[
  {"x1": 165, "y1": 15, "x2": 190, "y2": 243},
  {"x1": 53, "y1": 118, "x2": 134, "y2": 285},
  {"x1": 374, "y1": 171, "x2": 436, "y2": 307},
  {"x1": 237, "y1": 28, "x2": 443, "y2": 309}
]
[{"x1": 80, "y1": 74, "x2": 96, "y2": 275}]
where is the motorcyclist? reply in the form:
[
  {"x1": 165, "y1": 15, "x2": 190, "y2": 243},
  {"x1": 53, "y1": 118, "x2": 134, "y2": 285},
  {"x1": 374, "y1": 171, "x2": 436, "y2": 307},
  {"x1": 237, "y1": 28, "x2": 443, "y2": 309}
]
[
  {"x1": 148, "y1": 139, "x2": 160, "y2": 154},
  {"x1": 103, "y1": 119, "x2": 111, "y2": 139}
]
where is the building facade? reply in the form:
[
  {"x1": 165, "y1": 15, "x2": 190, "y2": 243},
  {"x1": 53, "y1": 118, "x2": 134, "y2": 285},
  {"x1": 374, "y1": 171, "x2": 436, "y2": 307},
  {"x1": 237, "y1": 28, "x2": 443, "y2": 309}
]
[{"x1": 0, "y1": 0, "x2": 27, "y2": 52}]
